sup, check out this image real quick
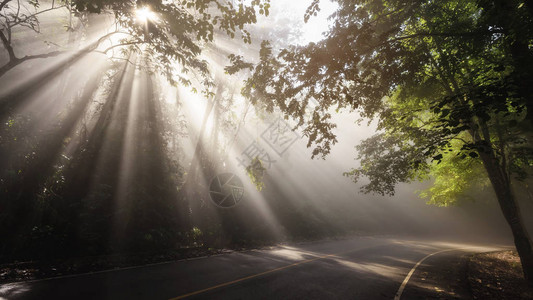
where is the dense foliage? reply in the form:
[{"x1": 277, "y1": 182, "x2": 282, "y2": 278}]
[
  {"x1": 0, "y1": 0, "x2": 270, "y2": 83},
  {"x1": 243, "y1": 0, "x2": 533, "y2": 280},
  {"x1": 0, "y1": 0, "x2": 274, "y2": 260},
  {"x1": 0, "y1": 0, "x2": 349, "y2": 262}
]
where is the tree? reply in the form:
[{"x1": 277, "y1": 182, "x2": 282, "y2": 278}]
[
  {"x1": 0, "y1": 0, "x2": 271, "y2": 258},
  {"x1": 0, "y1": 0, "x2": 271, "y2": 84},
  {"x1": 243, "y1": 0, "x2": 533, "y2": 280}
]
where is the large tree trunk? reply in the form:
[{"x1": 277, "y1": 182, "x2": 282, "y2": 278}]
[
  {"x1": 489, "y1": 0, "x2": 533, "y2": 126},
  {"x1": 480, "y1": 151, "x2": 533, "y2": 282}
]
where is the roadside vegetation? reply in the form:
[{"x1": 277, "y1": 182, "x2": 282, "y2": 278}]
[{"x1": 1, "y1": 0, "x2": 532, "y2": 288}]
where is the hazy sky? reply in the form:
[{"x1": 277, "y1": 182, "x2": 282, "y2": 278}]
[
  {"x1": 288, "y1": 0, "x2": 339, "y2": 43},
  {"x1": 254, "y1": 0, "x2": 339, "y2": 44}
]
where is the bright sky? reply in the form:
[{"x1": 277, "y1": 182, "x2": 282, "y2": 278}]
[
  {"x1": 290, "y1": 0, "x2": 339, "y2": 43},
  {"x1": 260, "y1": 0, "x2": 339, "y2": 44}
]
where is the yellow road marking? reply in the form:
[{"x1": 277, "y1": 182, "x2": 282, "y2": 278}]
[
  {"x1": 172, "y1": 240, "x2": 460, "y2": 299},
  {"x1": 169, "y1": 251, "x2": 342, "y2": 299}
]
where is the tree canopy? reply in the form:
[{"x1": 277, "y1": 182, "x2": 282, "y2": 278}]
[
  {"x1": 243, "y1": 0, "x2": 533, "y2": 280},
  {"x1": 2, "y1": 0, "x2": 533, "y2": 283},
  {"x1": 0, "y1": 0, "x2": 270, "y2": 86},
  {"x1": 0, "y1": 0, "x2": 277, "y2": 259}
]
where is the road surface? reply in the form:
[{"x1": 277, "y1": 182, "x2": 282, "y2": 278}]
[{"x1": 0, "y1": 236, "x2": 508, "y2": 299}]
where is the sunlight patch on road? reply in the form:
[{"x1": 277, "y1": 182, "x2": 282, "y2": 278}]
[
  {"x1": 267, "y1": 246, "x2": 332, "y2": 261},
  {"x1": 0, "y1": 283, "x2": 30, "y2": 299},
  {"x1": 333, "y1": 258, "x2": 404, "y2": 279}
]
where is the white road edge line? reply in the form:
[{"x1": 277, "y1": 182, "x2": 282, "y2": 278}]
[{"x1": 394, "y1": 248, "x2": 469, "y2": 300}]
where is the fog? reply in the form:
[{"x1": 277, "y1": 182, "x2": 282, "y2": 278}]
[
  {"x1": 0, "y1": 0, "x2": 527, "y2": 264},
  {"x1": 232, "y1": 109, "x2": 522, "y2": 243}
]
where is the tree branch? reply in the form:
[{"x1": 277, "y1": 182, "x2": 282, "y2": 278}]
[
  {"x1": 0, "y1": 0, "x2": 11, "y2": 12},
  {"x1": 0, "y1": 30, "x2": 129, "y2": 77},
  {"x1": 0, "y1": 28, "x2": 15, "y2": 60},
  {"x1": 377, "y1": 29, "x2": 505, "y2": 48},
  {"x1": 8, "y1": 4, "x2": 67, "y2": 29},
  {"x1": 100, "y1": 41, "x2": 144, "y2": 54},
  {"x1": 0, "y1": 50, "x2": 63, "y2": 77}
]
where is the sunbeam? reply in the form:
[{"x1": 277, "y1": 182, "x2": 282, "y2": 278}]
[{"x1": 1, "y1": 2, "x2": 530, "y2": 296}]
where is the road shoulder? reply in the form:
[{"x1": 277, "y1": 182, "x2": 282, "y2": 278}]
[
  {"x1": 400, "y1": 250, "x2": 473, "y2": 299},
  {"x1": 468, "y1": 250, "x2": 533, "y2": 299}
]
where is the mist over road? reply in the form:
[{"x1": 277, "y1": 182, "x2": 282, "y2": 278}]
[{"x1": 0, "y1": 236, "x2": 508, "y2": 300}]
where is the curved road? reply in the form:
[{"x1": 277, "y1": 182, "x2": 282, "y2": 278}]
[{"x1": 0, "y1": 236, "x2": 507, "y2": 299}]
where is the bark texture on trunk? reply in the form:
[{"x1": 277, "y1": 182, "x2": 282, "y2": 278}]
[{"x1": 480, "y1": 151, "x2": 533, "y2": 282}]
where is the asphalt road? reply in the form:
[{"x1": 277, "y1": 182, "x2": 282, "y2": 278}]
[{"x1": 0, "y1": 236, "x2": 507, "y2": 300}]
